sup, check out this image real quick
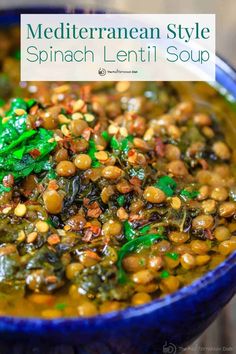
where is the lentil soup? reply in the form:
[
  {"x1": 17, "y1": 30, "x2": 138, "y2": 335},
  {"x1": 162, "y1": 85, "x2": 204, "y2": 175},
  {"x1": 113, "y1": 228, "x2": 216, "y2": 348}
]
[{"x1": 0, "y1": 27, "x2": 236, "y2": 318}]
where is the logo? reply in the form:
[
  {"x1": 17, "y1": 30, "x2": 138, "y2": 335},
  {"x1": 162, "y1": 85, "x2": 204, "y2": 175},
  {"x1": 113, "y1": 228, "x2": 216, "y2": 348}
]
[
  {"x1": 163, "y1": 341, "x2": 177, "y2": 354},
  {"x1": 98, "y1": 68, "x2": 106, "y2": 76}
]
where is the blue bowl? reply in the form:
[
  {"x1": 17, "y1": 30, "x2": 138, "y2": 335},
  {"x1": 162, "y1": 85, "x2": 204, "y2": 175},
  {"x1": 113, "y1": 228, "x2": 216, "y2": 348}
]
[{"x1": 0, "y1": 7, "x2": 236, "y2": 354}]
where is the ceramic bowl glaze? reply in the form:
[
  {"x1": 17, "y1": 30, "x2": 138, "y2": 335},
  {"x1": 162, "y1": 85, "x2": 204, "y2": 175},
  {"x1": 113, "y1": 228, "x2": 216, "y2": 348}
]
[{"x1": 0, "y1": 7, "x2": 236, "y2": 354}]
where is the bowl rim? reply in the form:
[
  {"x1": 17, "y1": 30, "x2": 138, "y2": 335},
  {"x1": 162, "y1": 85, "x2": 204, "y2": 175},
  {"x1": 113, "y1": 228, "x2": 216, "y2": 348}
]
[{"x1": 0, "y1": 11, "x2": 236, "y2": 328}]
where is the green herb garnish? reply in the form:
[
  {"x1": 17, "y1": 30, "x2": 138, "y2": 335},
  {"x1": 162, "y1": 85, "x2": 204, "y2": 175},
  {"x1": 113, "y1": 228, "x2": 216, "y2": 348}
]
[
  {"x1": 0, "y1": 98, "x2": 5, "y2": 108},
  {"x1": 47, "y1": 168, "x2": 57, "y2": 180},
  {"x1": 101, "y1": 130, "x2": 110, "y2": 142},
  {"x1": 0, "y1": 184, "x2": 11, "y2": 193},
  {"x1": 160, "y1": 270, "x2": 170, "y2": 279},
  {"x1": 110, "y1": 136, "x2": 120, "y2": 150},
  {"x1": 13, "y1": 50, "x2": 21, "y2": 60},
  {"x1": 117, "y1": 195, "x2": 125, "y2": 207},
  {"x1": 87, "y1": 139, "x2": 101, "y2": 168},
  {"x1": 180, "y1": 189, "x2": 199, "y2": 199},
  {"x1": 121, "y1": 135, "x2": 134, "y2": 153},
  {"x1": 6, "y1": 97, "x2": 28, "y2": 116},
  {"x1": 27, "y1": 99, "x2": 37, "y2": 109},
  {"x1": 139, "y1": 258, "x2": 146, "y2": 266},
  {"x1": 55, "y1": 303, "x2": 67, "y2": 311},
  {"x1": 166, "y1": 252, "x2": 179, "y2": 260},
  {"x1": 110, "y1": 135, "x2": 133, "y2": 153},
  {"x1": 155, "y1": 176, "x2": 177, "y2": 197}
]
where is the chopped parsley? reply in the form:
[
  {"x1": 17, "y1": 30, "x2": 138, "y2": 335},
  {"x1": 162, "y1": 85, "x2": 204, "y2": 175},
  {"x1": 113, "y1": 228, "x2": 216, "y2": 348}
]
[
  {"x1": 117, "y1": 195, "x2": 125, "y2": 207},
  {"x1": 110, "y1": 136, "x2": 120, "y2": 150},
  {"x1": 0, "y1": 98, "x2": 5, "y2": 107},
  {"x1": 101, "y1": 130, "x2": 110, "y2": 142},
  {"x1": 166, "y1": 252, "x2": 179, "y2": 260},
  {"x1": 160, "y1": 270, "x2": 170, "y2": 279},
  {"x1": 87, "y1": 139, "x2": 101, "y2": 168},
  {"x1": 180, "y1": 189, "x2": 199, "y2": 199},
  {"x1": 121, "y1": 135, "x2": 134, "y2": 153},
  {"x1": 13, "y1": 50, "x2": 21, "y2": 60},
  {"x1": 0, "y1": 184, "x2": 11, "y2": 193},
  {"x1": 55, "y1": 303, "x2": 67, "y2": 311},
  {"x1": 110, "y1": 135, "x2": 134, "y2": 153},
  {"x1": 155, "y1": 176, "x2": 177, "y2": 197}
]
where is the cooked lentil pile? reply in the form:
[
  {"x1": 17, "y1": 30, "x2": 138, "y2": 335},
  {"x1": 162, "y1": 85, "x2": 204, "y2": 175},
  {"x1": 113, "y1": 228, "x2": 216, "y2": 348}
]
[{"x1": 0, "y1": 28, "x2": 236, "y2": 318}]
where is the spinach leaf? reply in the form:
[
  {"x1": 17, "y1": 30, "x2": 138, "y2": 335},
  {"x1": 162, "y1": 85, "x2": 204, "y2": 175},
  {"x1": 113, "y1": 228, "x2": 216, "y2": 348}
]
[
  {"x1": 0, "y1": 101, "x2": 56, "y2": 192},
  {"x1": 123, "y1": 220, "x2": 136, "y2": 240},
  {"x1": 180, "y1": 189, "x2": 199, "y2": 199},
  {"x1": 88, "y1": 140, "x2": 101, "y2": 168},
  {"x1": 26, "y1": 246, "x2": 63, "y2": 271},
  {"x1": 154, "y1": 175, "x2": 177, "y2": 197},
  {"x1": 0, "y1": 130, "x2": 36, "y2": 155},
  {"x1": 110, "y1": 135, "x2": 134, "y2": 153},
  {"x1": 0, "y1": 255, "x2": 20, "y2": 282}
]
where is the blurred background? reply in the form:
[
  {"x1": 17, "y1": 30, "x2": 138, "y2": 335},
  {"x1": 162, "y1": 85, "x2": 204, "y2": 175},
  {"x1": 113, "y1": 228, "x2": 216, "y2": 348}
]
[{"x1": 0, "y1": 1, "x2": 235, "y2": 352}]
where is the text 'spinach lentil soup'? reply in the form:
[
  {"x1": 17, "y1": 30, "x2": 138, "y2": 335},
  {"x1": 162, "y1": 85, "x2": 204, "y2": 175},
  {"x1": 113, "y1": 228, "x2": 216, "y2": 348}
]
[{"x1": 0, "y1": 26, "x2": 236, "y2": 319}]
